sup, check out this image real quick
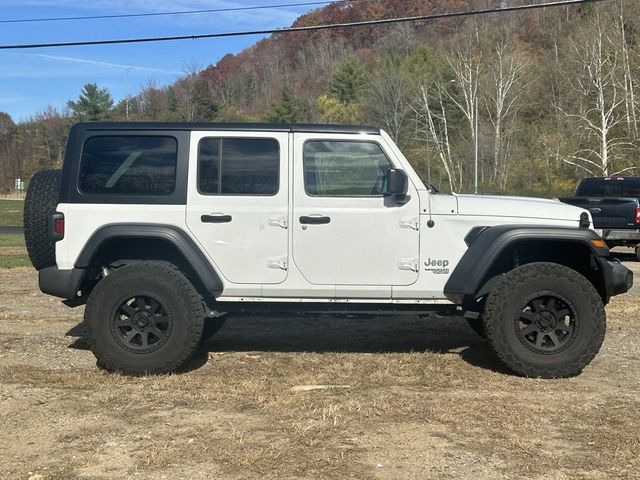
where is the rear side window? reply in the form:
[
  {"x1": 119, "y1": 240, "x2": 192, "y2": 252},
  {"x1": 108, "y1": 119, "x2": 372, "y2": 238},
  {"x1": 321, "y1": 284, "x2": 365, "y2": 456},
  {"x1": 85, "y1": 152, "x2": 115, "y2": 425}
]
[
  {"x1": 198, "y1": 138, "x2": 279, "y2": 195},
  {"x1": 303, "y1": 141, "x2": 392, "y2": 196},
  {"x1": 577, "y1": 179, "x2": 640, "y2": 197},
  {"x1": 79, "y1": 136, "x2": 178, "y2": 195}
]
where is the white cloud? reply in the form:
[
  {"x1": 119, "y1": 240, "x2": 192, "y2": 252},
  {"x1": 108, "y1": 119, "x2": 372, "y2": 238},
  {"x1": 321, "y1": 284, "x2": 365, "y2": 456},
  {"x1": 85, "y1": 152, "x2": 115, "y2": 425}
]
[
  {"x1": 36, "y1": 54, "x2": 183, "y2": 75},
  {"x1": 0, "y1": 96, "x2": 26, "y2": 104}
]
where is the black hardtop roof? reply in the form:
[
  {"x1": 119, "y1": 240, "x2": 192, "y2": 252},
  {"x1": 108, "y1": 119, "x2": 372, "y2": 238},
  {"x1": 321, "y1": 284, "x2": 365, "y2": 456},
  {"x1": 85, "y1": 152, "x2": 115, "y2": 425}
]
[{"x1": 74, "y1": 121, "x2": 381, "y2": 135}]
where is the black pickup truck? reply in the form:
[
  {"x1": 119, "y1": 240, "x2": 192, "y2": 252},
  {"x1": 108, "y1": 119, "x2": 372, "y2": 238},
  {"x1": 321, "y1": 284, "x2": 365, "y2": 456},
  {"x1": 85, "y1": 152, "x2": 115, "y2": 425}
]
[{"x1": 560, "y1": 177, "x2": 640, "y2": 257}]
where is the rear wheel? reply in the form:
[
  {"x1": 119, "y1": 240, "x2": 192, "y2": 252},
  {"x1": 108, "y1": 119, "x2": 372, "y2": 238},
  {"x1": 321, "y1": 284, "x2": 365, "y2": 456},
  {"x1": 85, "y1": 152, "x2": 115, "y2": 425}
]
[
  {"x1": 483, "y1": 262, "x2": 605, "y2": 378},
  {"x1": 85, "y1": 262, "x2": 205, "y2": 375},
  {"x1": 635, "y1": 245, "x2": 640, "y2": 261}
]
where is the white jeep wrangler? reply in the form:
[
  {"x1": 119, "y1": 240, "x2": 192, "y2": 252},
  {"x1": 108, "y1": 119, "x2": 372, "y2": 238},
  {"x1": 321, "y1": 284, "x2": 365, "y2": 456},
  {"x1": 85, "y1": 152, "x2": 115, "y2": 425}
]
[{"x1": 23, "y1": 122, "x2": 632, "y2": 377}]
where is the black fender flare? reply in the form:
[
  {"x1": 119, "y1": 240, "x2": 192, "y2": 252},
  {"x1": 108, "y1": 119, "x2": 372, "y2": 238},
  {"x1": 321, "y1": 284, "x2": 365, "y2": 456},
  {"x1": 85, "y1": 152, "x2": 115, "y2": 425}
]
[
  {"x1": 443, "y1": 225, "x2": 609, "y2": 304},
  {"x1": 75, "y1": 224, "x2": 224, "y2": 299}
]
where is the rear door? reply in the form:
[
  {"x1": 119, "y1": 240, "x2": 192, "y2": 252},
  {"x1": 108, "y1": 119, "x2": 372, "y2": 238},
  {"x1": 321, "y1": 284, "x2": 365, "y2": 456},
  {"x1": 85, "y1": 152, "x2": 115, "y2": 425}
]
[
  {"x1": 292, "y1": 134, "x2": 420, "y2": 290},
  {"x1": 186, "y1": 131, "x2": 289, "y2": 285}
]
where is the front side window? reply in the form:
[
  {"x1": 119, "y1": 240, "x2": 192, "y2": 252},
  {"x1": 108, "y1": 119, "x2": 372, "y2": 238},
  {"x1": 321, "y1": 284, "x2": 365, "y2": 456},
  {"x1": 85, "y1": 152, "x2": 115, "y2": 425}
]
[
  {"x1": 198, "y1": 138, "x2": 279, "y2": 195},
  {"x1": 303, "y1": 141, "x2": 392, "y2": 196},
  {"x1": 79, "y1": 136, "x2": 178, "y2": 195}
]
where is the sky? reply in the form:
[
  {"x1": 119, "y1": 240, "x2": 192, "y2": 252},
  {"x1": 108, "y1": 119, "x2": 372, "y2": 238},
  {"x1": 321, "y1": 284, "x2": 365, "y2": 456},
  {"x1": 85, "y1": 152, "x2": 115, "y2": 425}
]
[{"x1": 0, "y1": 0, "x2": 321, "y2": 122}]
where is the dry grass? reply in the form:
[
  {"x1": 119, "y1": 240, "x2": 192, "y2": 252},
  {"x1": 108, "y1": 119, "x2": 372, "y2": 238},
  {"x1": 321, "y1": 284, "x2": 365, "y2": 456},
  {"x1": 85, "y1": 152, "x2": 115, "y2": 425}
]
[{"x1": 0, "y1": 259, "x2": 639, "y2": 479}]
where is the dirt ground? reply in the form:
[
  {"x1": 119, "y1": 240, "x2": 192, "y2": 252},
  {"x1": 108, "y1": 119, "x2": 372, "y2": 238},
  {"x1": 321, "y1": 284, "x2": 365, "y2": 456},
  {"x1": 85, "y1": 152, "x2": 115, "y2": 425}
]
[{"x1": 1, "y1": 255, "x2": 639, "y2": 480}]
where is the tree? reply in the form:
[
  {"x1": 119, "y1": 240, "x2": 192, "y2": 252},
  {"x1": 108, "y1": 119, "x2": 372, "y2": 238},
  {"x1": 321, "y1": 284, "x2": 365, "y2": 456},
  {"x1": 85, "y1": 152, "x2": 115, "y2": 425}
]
[
  {"x1": 485, "y1": 39, "x2": 528, "y2": 189},
  {"x1": 447, "y1": 43, "x2": 483, "y2": 186},
  {"x1": 316, "y1": 94, "x2": 361, "y2": 123},
  {"x1": 364, "y1": 57, "x2": 413, "y2": 145},
  {"x1": 0, "y1": 112, "x2": 16, "y2": 192},
  {"x1": 329, "y1": 59, "x2": 367, "y2": 103},
  {"x1": 616, "y1": 0, "x2": 638, "y2": 140},
  {"x1": 559, "y1": 12, "x2": 629, "y2": 176},
  {"x1": 172, "y1": 67, "x2": 220, "y2": 121},
  {"x1": 267, "y1": 87, "x2": 302, "y2": 123},
  {"x1": 67, "y1": 83, "x2": 114, "y2": 122},
  {"x1": 414, "y1": 83, "x2": 463, "y2": 193}
]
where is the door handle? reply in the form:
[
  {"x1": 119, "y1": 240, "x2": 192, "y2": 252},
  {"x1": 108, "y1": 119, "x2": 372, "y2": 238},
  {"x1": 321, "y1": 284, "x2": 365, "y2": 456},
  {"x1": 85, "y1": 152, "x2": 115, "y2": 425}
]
[
  {"x1": 201, "y1": 214, "x2": 232, "y2": 223},
  {"x1": 299, "y1": 215, "x2": 331, "y2": 225}
]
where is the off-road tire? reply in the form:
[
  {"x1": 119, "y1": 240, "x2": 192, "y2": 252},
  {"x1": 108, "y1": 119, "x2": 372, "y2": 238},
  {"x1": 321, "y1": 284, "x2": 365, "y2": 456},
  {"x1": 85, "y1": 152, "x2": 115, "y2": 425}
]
[
  {"x1": 85, "y1": 262, "x2": 205, "y2": 375},
  {"x1": 635, "y1": 245, "x2": 640, "y2": 262},
  {"x1": 23, "y1": 169, "x2": 61, "y2": 270},
  {"x1": 483, "y1": 262, "x2": 606, "y2": 378}
]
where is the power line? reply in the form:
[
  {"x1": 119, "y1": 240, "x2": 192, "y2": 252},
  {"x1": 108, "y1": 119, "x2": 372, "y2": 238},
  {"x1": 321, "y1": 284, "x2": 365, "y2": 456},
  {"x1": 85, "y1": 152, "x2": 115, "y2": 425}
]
[
  {"x1": 0, "y1": 0, "x2": 366, "y2": 25},
  {"x1": 0, "y1": 0, "x2": 606, "y2": 51}
]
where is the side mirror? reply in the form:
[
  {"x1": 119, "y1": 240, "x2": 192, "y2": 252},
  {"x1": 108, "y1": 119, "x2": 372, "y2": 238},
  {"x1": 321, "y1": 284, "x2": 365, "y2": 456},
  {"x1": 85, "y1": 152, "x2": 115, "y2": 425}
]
[{"x1": 386, "y1": 168, "x2": 408, "y2": 197}]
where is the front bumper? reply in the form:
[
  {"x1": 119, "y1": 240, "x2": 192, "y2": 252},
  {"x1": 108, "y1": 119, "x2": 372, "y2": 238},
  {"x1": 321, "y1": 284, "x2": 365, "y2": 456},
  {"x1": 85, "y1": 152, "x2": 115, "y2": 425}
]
[
  {"x1": 598, "y1": 258, "x2": 633, "y2": 299},
  {"x1": 39, "y1": 266, "x2": 85, "y2": 300}
]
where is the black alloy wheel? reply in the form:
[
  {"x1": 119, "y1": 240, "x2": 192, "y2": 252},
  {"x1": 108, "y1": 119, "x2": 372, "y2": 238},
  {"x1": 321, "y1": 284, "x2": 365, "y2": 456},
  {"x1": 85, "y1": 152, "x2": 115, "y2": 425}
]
[
  {"x1": 514, "y1": 293, "x2": 578, "y2": 355},
  {"x1": 111, "y1": 294, "x2": 173, "y2": 354}
]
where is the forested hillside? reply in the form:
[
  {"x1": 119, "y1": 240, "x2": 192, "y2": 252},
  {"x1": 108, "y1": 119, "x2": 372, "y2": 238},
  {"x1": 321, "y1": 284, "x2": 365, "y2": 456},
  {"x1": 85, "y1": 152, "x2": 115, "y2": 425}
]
[{"x1": 1, "y1": 0, "x2": 639, "y2": 196}]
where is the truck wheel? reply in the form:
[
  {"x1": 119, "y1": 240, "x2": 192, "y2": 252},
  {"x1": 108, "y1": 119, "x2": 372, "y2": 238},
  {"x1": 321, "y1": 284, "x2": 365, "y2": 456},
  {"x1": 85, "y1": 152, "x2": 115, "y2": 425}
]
[
  {"x1": 23, "y1": 169, "x2": 61, "y2": 271},
  {"x1": 635, "y1": 245, "x2": 640, "y2": 261},
  {"x1": 483, "y1": 262, "x2": 605, "y2": 378},
  {"x1": 85, "y1": 262, "x2": 205, "y2": 375}
]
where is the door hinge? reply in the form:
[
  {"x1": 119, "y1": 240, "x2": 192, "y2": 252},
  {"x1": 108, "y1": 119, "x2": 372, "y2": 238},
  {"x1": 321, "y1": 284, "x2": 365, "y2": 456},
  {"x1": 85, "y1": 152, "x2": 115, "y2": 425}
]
[
  {"x1": 269, "y1": 216, "x2": 288, "y2": 229},
  {"x1": 267, "y1": 256, "x2": 288, "y2": 270},
  {"x1": 399, "y1": 217, "x2": 419, "y2": 231},
  {"x1": 397, "y1": 258, "x2": 419, "y2": 273}
]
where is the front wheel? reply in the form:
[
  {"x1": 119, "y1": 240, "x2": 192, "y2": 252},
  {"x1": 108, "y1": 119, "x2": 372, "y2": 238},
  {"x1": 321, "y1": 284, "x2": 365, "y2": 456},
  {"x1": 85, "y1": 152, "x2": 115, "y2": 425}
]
[
  {"x1": 85, "y1": 262, "x2": 205, "y2": 375},
  {"x1": 483, "y1": 262, "x2": 606, "y2": 378}
]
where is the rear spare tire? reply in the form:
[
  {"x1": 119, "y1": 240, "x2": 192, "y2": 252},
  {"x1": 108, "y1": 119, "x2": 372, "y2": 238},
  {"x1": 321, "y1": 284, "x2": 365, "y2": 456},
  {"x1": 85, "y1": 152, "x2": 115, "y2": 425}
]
[{"x1": 23, "y1": 169, "x2": 61, "y2": 270}]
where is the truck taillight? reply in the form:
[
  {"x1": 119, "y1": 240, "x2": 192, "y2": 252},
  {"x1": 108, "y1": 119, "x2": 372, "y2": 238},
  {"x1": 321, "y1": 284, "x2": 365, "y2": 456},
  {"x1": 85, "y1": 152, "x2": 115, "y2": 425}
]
[
  {"x1": 636, "y1": 206, "x2": 640, "y2": 224},
  {"x1": 54, "y1": 217, "x2": 64, "y2": 235},
  {"x1": 50, "y1": 212, "x2": 64, "y2": 241}
]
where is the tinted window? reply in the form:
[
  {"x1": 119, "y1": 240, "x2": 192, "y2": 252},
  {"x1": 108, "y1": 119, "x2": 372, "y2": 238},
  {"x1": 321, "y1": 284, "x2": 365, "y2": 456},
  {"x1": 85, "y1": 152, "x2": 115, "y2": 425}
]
[
  {"x1": 79, "y1": 136, "x2": 177, "y2": 195},
  {"x1": 303, "y1": 141, "x2": 392, "y2": 196},
  {"x1": 577, "y1": 178, "x2": 640, "y2": 197},
  {"x1": 198, "y1": 138, "x2": 220, "y2": 194},
  {"x1": 198, "y1": 138, "x2": 279, "y2": 195}
]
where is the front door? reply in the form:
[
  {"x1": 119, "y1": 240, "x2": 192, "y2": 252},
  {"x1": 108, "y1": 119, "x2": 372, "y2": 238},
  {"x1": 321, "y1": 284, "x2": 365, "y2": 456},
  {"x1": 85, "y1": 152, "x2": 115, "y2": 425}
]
[
  {"x1": 292, "y1": 134, "x2": 420, "y2": 287},
  {"x1": 186, "y1": 131, "x2": 289, "y2": 285}
]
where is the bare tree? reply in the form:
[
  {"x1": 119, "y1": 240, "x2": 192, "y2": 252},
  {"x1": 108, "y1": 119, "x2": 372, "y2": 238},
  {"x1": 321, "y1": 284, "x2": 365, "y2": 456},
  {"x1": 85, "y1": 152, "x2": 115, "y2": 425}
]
[
  {"x1": 617, "y1": 0, "x2": 638, "y2": 140},
  {"x1": 559, "y1": 12, "x2": 629, "y2": 176},
  {"x1": 447, "y1": 44, "x2": 482, "y2": 182},
  {"x1": 414, "y1": 84, "x2": 463, "y2": 193},
  {"x1": 364, "y1": 59, "x2": 413, "y2": 145},
  {"x1": 485, "y1": 39, "x2": 529, "y2": 189}
]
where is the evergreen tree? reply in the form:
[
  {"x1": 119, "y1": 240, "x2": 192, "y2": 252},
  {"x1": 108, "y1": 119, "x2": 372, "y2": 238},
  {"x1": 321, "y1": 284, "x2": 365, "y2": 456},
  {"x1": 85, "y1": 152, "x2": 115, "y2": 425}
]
[
  {"x1": 329, "y1": 59, "x2": 367, "y2": 103},
  {"x1": 67, "y1": 83, "x2": 114, "y2": 122},
  {"x1": 267, "y1": 87, "x2": 302, "y2": 123}
]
